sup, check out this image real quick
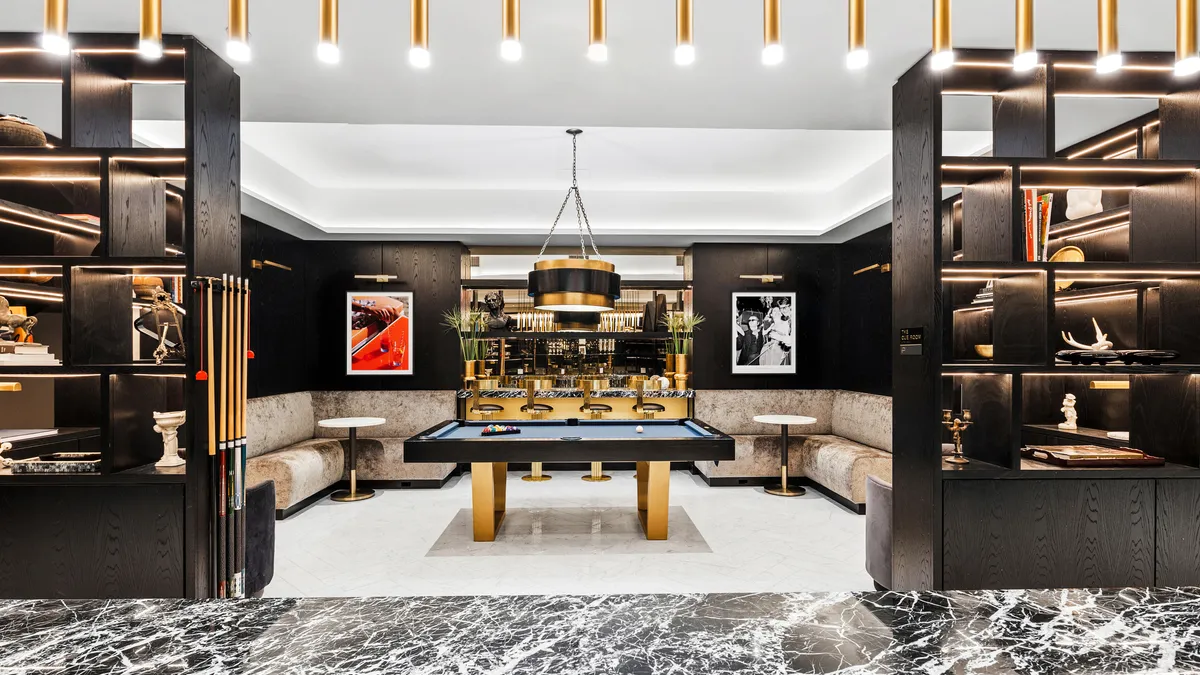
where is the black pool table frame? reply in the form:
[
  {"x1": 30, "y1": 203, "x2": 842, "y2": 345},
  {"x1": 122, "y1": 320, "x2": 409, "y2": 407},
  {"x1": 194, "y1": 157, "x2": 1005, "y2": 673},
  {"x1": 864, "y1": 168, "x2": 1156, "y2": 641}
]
[{"x1": 406, "y1": 418, "x2": 734, "y2": 541}]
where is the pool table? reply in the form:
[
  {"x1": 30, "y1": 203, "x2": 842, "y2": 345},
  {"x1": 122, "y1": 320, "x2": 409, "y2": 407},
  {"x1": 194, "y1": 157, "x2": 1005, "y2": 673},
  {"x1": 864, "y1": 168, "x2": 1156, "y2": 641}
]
[{"x1": 406, "y1": 419, "x2": 734, "y2": 541}]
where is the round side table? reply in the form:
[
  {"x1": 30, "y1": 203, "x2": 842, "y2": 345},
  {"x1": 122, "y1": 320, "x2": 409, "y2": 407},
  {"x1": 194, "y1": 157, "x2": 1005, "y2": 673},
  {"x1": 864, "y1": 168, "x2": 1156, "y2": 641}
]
[
  {"x1": 753, "y1": 414, "x2": 817, "y2": 497},
  {"x1": 319, "y1": 417, "x2": 386, "y2": 503}
]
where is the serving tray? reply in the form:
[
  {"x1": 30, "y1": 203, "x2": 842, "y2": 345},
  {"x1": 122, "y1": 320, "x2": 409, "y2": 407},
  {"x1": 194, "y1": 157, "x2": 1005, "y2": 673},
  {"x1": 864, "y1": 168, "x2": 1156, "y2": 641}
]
[{"x1": 1022, "y1": 445, "x2": 1165, "y2": 467}]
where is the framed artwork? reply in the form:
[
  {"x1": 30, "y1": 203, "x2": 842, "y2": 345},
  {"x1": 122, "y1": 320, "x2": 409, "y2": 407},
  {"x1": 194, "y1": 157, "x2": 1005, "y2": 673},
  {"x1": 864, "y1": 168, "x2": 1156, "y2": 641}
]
[
  {"x1": 732, "y1": 292, "x2": 796, "y2": 374},
  {"x1": 347, "y1": 291, "x2": 413, "y2": 375}
]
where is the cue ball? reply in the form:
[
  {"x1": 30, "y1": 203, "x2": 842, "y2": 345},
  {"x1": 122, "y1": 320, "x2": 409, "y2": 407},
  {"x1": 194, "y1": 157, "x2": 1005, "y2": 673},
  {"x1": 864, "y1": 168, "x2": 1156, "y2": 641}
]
[{"x1": 636, "y1": 425, "x2": 644, "y2": 433}]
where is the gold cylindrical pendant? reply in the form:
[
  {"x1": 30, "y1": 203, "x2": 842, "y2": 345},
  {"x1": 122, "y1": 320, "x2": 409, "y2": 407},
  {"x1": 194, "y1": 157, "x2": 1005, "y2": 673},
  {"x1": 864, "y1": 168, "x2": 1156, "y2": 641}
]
[
  {"x1": 1098, "y1": 0, "x2": 1119, "y2": 59},
  {"x1": 412, "y1": 0, "x2": 429, "y2": 50},
  {"x1": 763, "y1": 0, "x2": 781, "y2": 46}
]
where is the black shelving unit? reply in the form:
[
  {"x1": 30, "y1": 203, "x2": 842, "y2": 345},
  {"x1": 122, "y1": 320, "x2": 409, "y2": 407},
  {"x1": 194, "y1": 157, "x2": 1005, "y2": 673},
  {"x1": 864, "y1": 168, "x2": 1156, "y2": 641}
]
[
  {"x1": 893, "y1": 49, "x2": 1200, "y2": 591},
  {"x1": 0, "y1": 32, "x2": 240, "y2": 599}
]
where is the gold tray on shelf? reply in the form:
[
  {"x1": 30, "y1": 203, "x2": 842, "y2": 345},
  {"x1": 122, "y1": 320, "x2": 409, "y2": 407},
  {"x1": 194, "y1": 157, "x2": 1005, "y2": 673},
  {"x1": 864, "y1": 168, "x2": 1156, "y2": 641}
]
[{"x1": 1022, "y1": 445, "x2": 1165, "y2": 467}]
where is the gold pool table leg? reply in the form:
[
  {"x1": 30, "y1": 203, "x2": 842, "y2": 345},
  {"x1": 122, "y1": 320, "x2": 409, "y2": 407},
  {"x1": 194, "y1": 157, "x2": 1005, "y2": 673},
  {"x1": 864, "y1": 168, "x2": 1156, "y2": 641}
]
[
  {"x1": 472, "y1": 462, "x2": 507, "y2": 542},
  {"x1": 636, "y1": 461, "x2": 670, "y2": 540}
]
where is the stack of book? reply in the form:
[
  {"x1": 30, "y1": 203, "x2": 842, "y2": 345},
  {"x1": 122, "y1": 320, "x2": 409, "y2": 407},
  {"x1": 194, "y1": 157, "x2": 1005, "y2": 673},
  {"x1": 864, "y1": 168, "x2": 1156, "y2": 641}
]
[
  {"x1": 1023, "y1": 190, "x2": 1055, "y2": 261},
  {"x1": 0, "y1": 342, "x2": 61, "y2": 366}
]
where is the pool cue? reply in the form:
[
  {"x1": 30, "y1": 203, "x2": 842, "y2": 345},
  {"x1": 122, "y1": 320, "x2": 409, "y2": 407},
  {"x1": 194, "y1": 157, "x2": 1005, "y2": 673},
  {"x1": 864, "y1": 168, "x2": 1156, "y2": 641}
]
[
  {"x1": 205, "y1": 278, "x2": 217, "y2": 597},
  {"x1": 234, "y1": 278, "x2": 249, "y2": 597},
  {"x1": 218, "y1": 273, "x2": 229, "y2": 598},
  {"x1": 228, "y1": 277, "x2": 241, "y2": 597},
  {"x1": 231, "y1": 277, "x2": 245, "y2": 597}
]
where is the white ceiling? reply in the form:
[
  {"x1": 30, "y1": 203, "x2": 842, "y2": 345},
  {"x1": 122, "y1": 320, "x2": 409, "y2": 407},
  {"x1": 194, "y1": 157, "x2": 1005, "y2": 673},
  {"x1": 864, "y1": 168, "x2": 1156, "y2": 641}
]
[{"x1": 4, "y1": 0, "x2": 1182, "y2": 242}]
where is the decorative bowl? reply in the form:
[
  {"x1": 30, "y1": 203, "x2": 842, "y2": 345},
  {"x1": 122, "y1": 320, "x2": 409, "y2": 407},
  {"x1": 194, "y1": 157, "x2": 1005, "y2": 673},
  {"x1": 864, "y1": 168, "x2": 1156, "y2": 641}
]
[{"x1": 974, "y1": 344, "x2": 994, "y2": 359}]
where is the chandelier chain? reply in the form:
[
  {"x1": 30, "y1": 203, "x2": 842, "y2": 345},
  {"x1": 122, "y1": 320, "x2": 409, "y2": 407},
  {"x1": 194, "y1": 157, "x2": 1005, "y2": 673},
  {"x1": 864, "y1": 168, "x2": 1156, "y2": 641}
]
[{"x1": 536, "y1": 131, "x2": 603, "y2": 261}]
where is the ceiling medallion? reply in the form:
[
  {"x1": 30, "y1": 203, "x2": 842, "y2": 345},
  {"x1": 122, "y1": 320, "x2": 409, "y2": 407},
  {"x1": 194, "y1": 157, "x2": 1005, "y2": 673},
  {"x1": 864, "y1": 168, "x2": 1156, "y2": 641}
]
[{"x1": 528, "y1": 129, "x2": 621, "y2": 314}]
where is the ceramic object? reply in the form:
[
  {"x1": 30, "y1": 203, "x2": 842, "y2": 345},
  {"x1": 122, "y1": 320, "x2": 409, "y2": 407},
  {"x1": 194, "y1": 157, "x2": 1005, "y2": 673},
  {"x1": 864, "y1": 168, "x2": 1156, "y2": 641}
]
[
  {"x1": 0, "y1": 115, "x2": 47, "y2": 147},
  {"x1": 974, "y1": 344, "x2": 994, "y2": 359},
  {"x1": 1059, "y1": 394, "x2": 1078, "y2": 430},
  {"x1": 0, "y1": 296, "x2": 37, "y2": 343},
  {"x1": 1062, "y1": 317, "x2": 1113, "y2": 351},
  {"x1": 153, "y1": 410, "x2": 187, "y2": 468},
  {"x1": 1065, "y1": 189, "x2": 1103, "y2": 220},
  {"x1": 1048, "y1": 246, "x2": 1085, "y2": 290}
]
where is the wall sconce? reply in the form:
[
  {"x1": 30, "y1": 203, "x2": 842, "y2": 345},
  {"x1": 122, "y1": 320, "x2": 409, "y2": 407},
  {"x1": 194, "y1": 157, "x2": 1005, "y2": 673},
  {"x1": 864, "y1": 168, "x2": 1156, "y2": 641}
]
[
  {"x1": 0, "y1": 382, "x2": 21, "y2": 392},
  {"x1": 853, "y1": 263, "x2": 892, "y2": 275},
  {"x1": 354, "y1": 274, "x2": 398, "y2": 283},
  {"x1": 250, "y1": 259, "x2": 292, "y2": 271},
  {"x1": 739, "y1": 274, "x2": 784, "y2": 283}
]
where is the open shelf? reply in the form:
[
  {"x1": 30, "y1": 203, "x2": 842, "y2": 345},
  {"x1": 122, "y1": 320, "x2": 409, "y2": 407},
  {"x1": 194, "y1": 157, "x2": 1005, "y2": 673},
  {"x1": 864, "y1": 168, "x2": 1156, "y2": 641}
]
[
  {"x1": 479, "y1": 331, "x2": 671, "y2": 340},
  {"x1": 943, "y1": 156, "x2": 1199, "y2": 189},
  {"x1": 943, "y1": 457, "x2": 1200, "y2": 480}
]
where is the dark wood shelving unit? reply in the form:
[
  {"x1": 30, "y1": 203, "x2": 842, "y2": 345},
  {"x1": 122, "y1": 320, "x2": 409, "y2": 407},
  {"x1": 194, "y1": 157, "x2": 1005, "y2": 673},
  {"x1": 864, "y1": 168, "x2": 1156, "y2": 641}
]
[
  {"x1": 0, "y1": 32, "x2": 240, "y2": 600},
  {"x1": 479, "y1": 331, "x2": 671, "y2": 340},
  {"x1": 893, "y1": 48, "x2": 1200, "y2": 591}
]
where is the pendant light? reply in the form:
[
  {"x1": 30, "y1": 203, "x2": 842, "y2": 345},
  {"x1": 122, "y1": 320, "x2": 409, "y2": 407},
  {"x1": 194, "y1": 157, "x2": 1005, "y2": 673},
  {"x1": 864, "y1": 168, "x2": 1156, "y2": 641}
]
[
  {"x1": 528, "y1": 130, "x2": 621, "y2": 314},
  {"x1": 1013, "y1": 0, "x2": 1037, "y2": 71},
  {"x1": 410, "y1": 0, "x2": 431, "y2": 68},
  {"x1": 932, "y1": 0, "x2": 954, "y2": 70},
  {"x1": 502, "y1": 0, "x2": 522, "y2": 62},
  {"x1": 140, "y1": 0, "x2": 163, "y2": 60},
  {"x1": 42, "y1": 0, "x2": 69, "y2": 56},
  {"x1": 675, "y1": 0, "x2": 695, "y2": 66},
  {"x1": 227, "y1": 0, "x2": 251, "y2": 62},
  {"x1": 318, "y1": 0, "x2": 340, "y2": 64},
  {"x1": 1096, "y1": 0, "x2": 1121, "y2": 73},
  {"x1": 846, "y1": 0, "x2": 867, "y2": 69},
  {"x1": 762, "y1": 0, "x2": 783, "y2": 66},
  {"x1": 588, "y1": 0, "x2": 608, "y2": 62},
  {"x1": 1178, "y1": 0, "x2": 1200, "y2": 76},
  {"x1": 554, "y1": 311, "x2": 601, "y2": 332}
]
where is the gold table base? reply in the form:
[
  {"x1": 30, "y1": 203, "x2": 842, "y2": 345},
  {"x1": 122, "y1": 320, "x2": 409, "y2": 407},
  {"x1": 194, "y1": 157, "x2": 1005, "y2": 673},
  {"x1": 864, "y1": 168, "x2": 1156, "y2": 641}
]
[
  {"x1": 471, "y1": 460, "x2": 670, "y2": 541},
  {"x1": 764, "y1": 466, "x2": 806, "y2": 497},
  {"x1": 331, "y1": 469, "x2": 376, "y2": 502}
]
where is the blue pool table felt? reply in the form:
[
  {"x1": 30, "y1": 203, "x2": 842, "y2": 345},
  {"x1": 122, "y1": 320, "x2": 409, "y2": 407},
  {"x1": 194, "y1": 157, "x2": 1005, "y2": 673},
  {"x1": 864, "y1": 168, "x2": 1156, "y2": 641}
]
[{"x1": 432, "y1": 421, "x2": 711, "y2": 440}]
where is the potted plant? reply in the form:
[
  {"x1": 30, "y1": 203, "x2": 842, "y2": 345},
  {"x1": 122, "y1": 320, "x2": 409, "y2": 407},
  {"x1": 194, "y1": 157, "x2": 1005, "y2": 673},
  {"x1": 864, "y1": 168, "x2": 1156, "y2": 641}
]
[
  {"x1": 662, "y1": 311, "x2": 705, "y2": 385},
  {"x1": 443, "y1": 308, "x2": 487, "y2": 380}
]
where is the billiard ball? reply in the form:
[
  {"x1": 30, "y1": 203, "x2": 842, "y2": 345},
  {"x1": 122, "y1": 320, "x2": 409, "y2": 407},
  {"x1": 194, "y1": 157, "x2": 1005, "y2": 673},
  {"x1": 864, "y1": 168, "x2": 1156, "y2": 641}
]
[{"x1": 636, "y1": 425, "x2": 644, "y2": 433}]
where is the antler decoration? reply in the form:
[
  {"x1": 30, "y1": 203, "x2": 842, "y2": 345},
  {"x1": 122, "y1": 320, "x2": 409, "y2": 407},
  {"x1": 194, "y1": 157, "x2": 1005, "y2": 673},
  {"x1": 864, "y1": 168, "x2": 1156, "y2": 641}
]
[{"x1": 1062, "y1": 317, "x2": 1114, "y2": 351}]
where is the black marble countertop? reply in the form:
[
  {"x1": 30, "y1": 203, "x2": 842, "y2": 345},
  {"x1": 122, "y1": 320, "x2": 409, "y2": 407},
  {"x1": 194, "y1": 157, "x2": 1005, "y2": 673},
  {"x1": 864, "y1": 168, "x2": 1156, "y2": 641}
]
[
  {"x1": 2, "y1": 588, "x2": 1199, "y2": 673},
  {"x1": 456, "y1": 388, "x2": 693, "y2": 399}
]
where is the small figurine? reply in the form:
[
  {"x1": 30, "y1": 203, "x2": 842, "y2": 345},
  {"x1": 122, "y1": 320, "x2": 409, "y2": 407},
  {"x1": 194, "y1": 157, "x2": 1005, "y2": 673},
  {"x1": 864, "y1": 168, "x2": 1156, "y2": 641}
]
[
  {"x1": 1059, "y1": 394, "x2": 1078, "y2": 430},
  {"x1": 941, "y1": 408, "x2": 973, "y2": 465},
  {"x1": 136, "y1": 286, "x2": 185, "y2": 365},
  {"x1": 0, "y1": 441, "x2": 11, "y2": 468},
  {"x1": 483, "y1": 291, "x2": 516, "y2": 331},
  {"x1": 1062, "y1": 317, "x2": 1114, "y2": 351},
  {"x1": 0, "y1": 295, "x2": 37, "y2": 343}
]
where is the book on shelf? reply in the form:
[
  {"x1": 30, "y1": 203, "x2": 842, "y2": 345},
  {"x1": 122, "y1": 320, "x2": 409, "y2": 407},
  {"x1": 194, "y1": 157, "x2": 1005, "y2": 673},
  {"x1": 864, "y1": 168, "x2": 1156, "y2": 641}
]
[
  {"x1": 0, "y1": 429, "x2": 59, "y2": 444},
  {"x1": 0, "y1": 354, "x2": 61, "y2": 365},
  {"x1": 0, "y1": 342, "x2": 50, "y2": 355},
  {"x1": 1022, "y1": 190, "x2": 1055, "y2": 261},
  {"x1": 1024, "y1": 189, "x2": 1037, "y2": 261}
]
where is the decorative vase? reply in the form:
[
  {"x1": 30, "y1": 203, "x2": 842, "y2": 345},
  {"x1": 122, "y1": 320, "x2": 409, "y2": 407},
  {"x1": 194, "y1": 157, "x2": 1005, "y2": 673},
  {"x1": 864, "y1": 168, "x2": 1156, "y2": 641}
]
[
  {"x1": 675, "y1": 354, "x2": 689, "y2": 376},
  {"x1": 152, "y1": 410, "x2": 187, "y2": 468},
  {"x1": 0, "y1": 115, "x2": 47, "y2": 147},
  {"x1": 474, "y1": 359, "x2": 488, "y2": 378},
  {"x1": 664, "y1": 353, "x2": 677, "y2": 379},
  {"x1": 464, "y1": 360, "x2": 477, "y2": 381},
  {"x1": 674, "y1": 373, "x2": 688, "y2": 391}
]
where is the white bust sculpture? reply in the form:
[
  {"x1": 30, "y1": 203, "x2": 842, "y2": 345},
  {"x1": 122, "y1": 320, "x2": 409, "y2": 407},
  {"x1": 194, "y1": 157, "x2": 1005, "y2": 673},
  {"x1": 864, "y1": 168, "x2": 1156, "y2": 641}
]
[
  {"x1": 1059, "y1": 394, "x2": 1078, "y2": 430},
  {"x1": 153, "y1": 410, "x2": 187, "y2": 468}
]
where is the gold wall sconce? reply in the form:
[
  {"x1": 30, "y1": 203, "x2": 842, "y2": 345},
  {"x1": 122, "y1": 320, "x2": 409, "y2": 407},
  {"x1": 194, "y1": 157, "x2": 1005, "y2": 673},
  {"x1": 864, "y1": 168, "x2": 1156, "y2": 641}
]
[
  {"x1": 0, "y1": 382, "x2": 22, "y2": 392},
  {"x1": 251, "y1": 259, "x2": 292, "y2": 271},
  {"x1": 853, "y1": 263, "x2": 891, "y2": 275},
  {"x1": 354, "y1": 274, "x2": 398, "y2": 283},
  {"x1": 739, "y1": 274, "x2": 784, "y2": 283}
]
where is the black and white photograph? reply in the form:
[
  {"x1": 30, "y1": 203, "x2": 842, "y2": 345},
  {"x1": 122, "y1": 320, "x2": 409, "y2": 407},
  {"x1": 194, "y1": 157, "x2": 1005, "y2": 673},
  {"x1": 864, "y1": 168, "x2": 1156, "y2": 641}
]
[{"x1": 731, "y1": 292, "x2": 796, "y2": 374}]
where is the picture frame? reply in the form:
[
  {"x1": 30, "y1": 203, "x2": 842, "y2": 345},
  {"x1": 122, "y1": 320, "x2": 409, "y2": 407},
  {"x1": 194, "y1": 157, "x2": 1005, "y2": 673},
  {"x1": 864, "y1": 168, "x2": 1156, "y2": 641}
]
[
  {"x1": 731, "y1": 292, "x2": 796, "y2": 374},
  {"x1": 346, "y1": 291, "x2": 413, "y2": 375}
]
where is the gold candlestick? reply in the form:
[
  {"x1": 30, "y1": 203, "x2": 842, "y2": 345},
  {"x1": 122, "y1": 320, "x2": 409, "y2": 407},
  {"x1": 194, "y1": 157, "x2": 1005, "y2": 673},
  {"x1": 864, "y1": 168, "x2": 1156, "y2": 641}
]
[{"x1": 942, "y1": 408, "x2": 973, "y2": 465}]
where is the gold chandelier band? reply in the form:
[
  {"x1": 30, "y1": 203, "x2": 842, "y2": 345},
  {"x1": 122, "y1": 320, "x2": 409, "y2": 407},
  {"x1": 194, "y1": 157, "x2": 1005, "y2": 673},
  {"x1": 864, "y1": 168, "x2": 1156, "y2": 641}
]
[
  {"x1": 533, "y1": 258, "x2": 615, "y2": 273},
  {"x1": 557, "y1": 320, "x2": 600, "y2": 332},
  {"x1": 534, "y1": 292, "x2": 615, "y2": 311}
]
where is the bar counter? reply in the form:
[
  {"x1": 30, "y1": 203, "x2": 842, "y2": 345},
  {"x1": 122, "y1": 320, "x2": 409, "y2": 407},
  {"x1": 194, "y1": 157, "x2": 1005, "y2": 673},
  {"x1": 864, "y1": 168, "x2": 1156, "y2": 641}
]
[
  {"x1": 2, "y1": 587, "x2": 1197, "y2": 673},
  {"x1": 455, "y1": 387, "x2": 694, "y2": 399}
]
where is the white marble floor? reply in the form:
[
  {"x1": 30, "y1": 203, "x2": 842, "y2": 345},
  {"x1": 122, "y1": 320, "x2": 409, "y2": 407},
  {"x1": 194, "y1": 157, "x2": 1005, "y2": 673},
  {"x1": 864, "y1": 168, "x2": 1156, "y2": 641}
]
[{"x1": 267, "y1": 470, "x2": 874, "y2": 598}]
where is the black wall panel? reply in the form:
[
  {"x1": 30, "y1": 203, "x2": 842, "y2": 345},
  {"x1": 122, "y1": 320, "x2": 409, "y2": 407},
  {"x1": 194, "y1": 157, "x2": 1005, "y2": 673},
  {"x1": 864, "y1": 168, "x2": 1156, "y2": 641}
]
[
  {"x1": 837, "y1": 225, "x2": 893, "y2": 395},
  {"x1": 242, "y1": 217, "x2": 309, "y2": 398}
]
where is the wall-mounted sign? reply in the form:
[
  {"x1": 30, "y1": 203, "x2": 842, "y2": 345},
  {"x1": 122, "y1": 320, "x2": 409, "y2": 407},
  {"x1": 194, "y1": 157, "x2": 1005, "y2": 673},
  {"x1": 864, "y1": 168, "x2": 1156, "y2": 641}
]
[{"x1": 900, "y1": 327, "x2": 924, "y2": 356}]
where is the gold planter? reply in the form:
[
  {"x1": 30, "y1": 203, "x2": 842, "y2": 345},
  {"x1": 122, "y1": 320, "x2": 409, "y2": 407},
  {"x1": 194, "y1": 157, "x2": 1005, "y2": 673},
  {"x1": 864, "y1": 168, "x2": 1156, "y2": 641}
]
[
  {"x1": 674, "y1": 373, "x2": 688, "y2": 391},
  {"x1": 464, "y1": 360, "x2": 477, "y2": 380},
  {"x1": 474, "y1": 360, "x2": 488, "y2": 377},
  {"x1": 675, "y1": 354, "x2": 689, "y2": 375},
  {"x1": 664, "y1": 353, "x2": 677, "y2": 379}
]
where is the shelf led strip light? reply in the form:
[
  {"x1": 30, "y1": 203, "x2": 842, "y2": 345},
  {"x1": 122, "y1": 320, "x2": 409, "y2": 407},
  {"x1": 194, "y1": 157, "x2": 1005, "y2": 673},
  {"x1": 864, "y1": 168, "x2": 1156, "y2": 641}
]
[{"x1": 0, "y1": 285, "x2": 63, "y2": 302}]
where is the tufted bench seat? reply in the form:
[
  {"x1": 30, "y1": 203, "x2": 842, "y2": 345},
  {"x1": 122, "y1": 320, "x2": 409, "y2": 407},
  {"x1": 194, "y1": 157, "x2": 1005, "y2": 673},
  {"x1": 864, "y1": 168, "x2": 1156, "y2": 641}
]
[
  {"x1": 693, "y1": 389, "x2": 892, "y2": 513},
  {"x1": 247, "y1": 390, "x2": 457, "y2": 518}
]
